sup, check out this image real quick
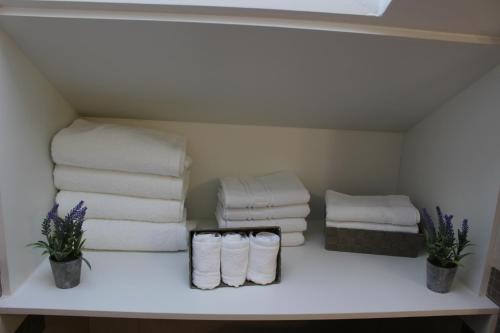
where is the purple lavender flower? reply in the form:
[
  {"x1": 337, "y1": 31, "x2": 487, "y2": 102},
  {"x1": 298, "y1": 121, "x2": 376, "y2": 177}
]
[
  {"x1": 421, "y1": 208, "x2": 436, "y2": 242},
  {"x1": 436, "y1": 206, "x2": 444, "y2": 222},
  {"x1": 66, "y1": 200, "x2": 85, "y2": 222},
  {"x1": 41, "y1": 217, "x2": 51, "y2": 237},
  {"x1": 47, "y1": 203, "x2": 59, "y2": 222},
  {"x1": 41, "y1": 203, "x2": 58, "y2": 236},
  {"x1": 52, "y1": 215, "x2": 64, "y2": 236},
  {"x1": 457, "y1": 219, "x2": 470, "y2": 253},
  {"x1": 72, "y1": 205, "x2": 87, "y2": 223},
  {"x1": 444, "y1": 214, "x2": 455, "y2": 245},
  {"x1": 74, "y1": 206, "x2": 87, "y2": 232},
  {"x1": 30, "y1": 201, "x2": 91, "y2": 269},
  {"x1": 423, "y1": 206, "x2": 472, "y2": 267},
  {"x1": 437, "y1": 206, "x2": 446, "y2": 234},
  {"x1": 461, "y1": 219, "x2": 469, "y2": 238}
]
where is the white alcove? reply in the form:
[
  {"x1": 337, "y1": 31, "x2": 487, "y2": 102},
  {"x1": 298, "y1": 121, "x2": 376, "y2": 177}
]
[{"x1": 0, "y1": 1, "x2": 499, "y2": 330}]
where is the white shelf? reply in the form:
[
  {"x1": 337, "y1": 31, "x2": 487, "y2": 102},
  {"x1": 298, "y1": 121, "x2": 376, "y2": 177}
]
[{"x1": 0, "y1": 221, "x2": 497, "y2": 320}]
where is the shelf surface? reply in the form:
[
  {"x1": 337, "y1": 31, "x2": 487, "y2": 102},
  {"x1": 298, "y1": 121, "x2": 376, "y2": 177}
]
[{"x1": 0, "y1": 221, "x2": 497, "y2": 320}]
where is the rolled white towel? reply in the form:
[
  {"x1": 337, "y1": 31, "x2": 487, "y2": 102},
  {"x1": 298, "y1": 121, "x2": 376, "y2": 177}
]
[
  {"x1": 192, "y1": 233, "x2": 222, "y2": 290},
  {"x1": 57, "y1": 191, "x2": 185, "y2": 223},
  {"x1": 82, "y1": 219, "x2": 188, "y2": 251},
  {"x1": 326, "y1": 221, "x2": 419, "y2": 234},
  {"x1": 219, "y1": 172, "x2": 310, "y2": 209},
  {"x1": 247, "y1": 232, "x2": 280, "y2": 285},
  {"x1": 52, "y1": 119, "x2": 188, "y2": 177},
  {"x1": 192, "y1": 271, "x2": 220, "y2": 290},
  {"x1": 221, "y1": 233, "x2": 249, "y2": 287},
  {"x1": 216, "y1": 210, "x2": 307, "y2": 233},
  {"x1": 54, "y1": 165, "x2": 190, "y2": 200},
  {"x1": 325, "y1": 190, "x2": 420, "y2": 226},
  {"x1": 217, "y1": 203, "x2": 310, "y2": 220},
  {"x1": 281, "y1": 232, "x2": 305, "y2": 247}
]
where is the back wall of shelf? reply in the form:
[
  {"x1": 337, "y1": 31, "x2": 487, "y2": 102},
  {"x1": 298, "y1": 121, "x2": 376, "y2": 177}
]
[{"x1": 88, "y1": 117, "x2": 403, "y2": 220}]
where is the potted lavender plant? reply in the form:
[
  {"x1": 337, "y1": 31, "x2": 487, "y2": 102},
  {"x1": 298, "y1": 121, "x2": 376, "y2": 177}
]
[
  {"x1": 421, "y1": 207, "x2": 471, "y2": 293},
  {"x1": 29, "y1": 201, "x2": 91, "y2": 289}
]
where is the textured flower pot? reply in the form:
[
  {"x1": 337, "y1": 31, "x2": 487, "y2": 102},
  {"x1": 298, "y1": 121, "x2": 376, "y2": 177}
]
[
  {"x1": 426, "y1": 259, "x2": 457, "y2": 293},
  {"x1": 49, "y1": 256, "x2": 82, "y2": 289}
]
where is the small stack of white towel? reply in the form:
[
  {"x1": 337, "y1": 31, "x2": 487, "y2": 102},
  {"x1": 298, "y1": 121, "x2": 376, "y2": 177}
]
[
  {"x1": 51, "y1": 119, "x2": 190, "y2": 251},
  {"x1": 325, "y1": 190, "x2": 420, "y2": 233},
  {"x1": 192, "y1": 231, "x2": 280, "y2": 289},
  {"x1": 216, "y1": 172, "x2": 310, "y2": 246}
]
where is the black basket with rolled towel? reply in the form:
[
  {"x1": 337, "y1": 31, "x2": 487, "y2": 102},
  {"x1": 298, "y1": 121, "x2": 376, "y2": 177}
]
[{"x1": 189, "y1": 227, "x2": 281, "y2": 289}]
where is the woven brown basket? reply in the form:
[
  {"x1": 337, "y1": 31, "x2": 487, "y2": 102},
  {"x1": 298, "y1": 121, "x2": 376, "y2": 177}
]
[{"x1": 325, "y1": 225, "x2": 424, "y2": 257}]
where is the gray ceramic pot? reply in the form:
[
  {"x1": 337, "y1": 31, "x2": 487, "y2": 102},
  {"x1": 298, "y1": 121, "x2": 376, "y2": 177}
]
[
  {"x1": 49, "y1": 256, "x2": 82, "y2": 289},
  {"x1": 426, "y1": 259, "x2": 457, "y2": 293}
]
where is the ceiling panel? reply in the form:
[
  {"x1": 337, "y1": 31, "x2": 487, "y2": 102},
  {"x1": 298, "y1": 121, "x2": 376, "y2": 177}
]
[
  {"x1": 2, "y1": 0, "x2": 499, "y2": 36},
  {"x1": 1, "y1": 16, "x2": 499, "y2": 131}
]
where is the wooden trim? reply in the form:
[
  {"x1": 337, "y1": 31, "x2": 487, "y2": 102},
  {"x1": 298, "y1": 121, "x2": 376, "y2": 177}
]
[
  {"x1": 13, "y1": 315, "x2": 44, "y2": 333},
  {"x1": 0, "y1": 315, "x2": 25, "y2": 333}
]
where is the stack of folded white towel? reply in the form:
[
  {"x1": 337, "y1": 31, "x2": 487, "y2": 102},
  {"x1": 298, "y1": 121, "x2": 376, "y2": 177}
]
[
  {"x1": 216, "y1": 172, "x2": 310, "y2": 246},
  {"x1": 51, "y1": 119, "x2": 191, "y2": 251},
  {"x1": 325, "y1": 190, "x2": 420, "y2": 233}
]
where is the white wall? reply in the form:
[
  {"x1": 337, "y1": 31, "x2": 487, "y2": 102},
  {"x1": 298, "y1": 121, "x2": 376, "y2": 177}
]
[
  {"x1": 0, "y1": 196, "x2": 7, "y2": 296},
  {"x1": 0, "y1": 30, "x2": 77, "y2": 294},
  {"x1": 90, "y1": 118, "x2": 404, "y2": 220},
  {"x1": 398, "y1": 64, "x2": 500, "y2": 295}
]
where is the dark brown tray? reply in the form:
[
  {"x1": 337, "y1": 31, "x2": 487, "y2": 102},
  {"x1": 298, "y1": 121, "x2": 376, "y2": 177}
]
[
  {"x1": 324, "y1": 225, "x2": 424, "y2": 258},
  {"x1": 189, "y1": 227, "x2": 281, "y2": 289}
]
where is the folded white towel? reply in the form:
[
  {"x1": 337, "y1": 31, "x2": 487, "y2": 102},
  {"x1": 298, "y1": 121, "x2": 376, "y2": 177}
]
[
  {"x1": 192, "y1": 233, "x2": 222, "y2": 290},
  {"x1": 219, "y1": 171, "x2": 310, "y2": 209},
  {"x1": 52, "y1": 119, "x2": 188, "y2": 177},
  {"x1": 82, "y1": 219, "x2": 188, "y2": 251},
  {"x1": 326, "y1": 221, "x2": 419, "y2": 234},
  {"x1": 325, "y1": 190, "x2": 420, "y2": 226},
  {"x1": 216, "y1": 211, "x2": 307, "y2": 233},
  {"x1": 217, "y1": 203, "x2": 310, "y2": 220},
  {"x1": 57, "y1": 191, "x2": 185, "y2": 223},
  {"x1": 247, "y1": 232, "x2": 280, "y2": 285},
  {"x1": 221, "y1": 233, "x2": 249, "y2": 287},
  {"x1": 54, "y1": 165, "x2": 190, "y2": 200},
  {"x1": 281, "y1": 232, "x2": 305, "y2": 247}
]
